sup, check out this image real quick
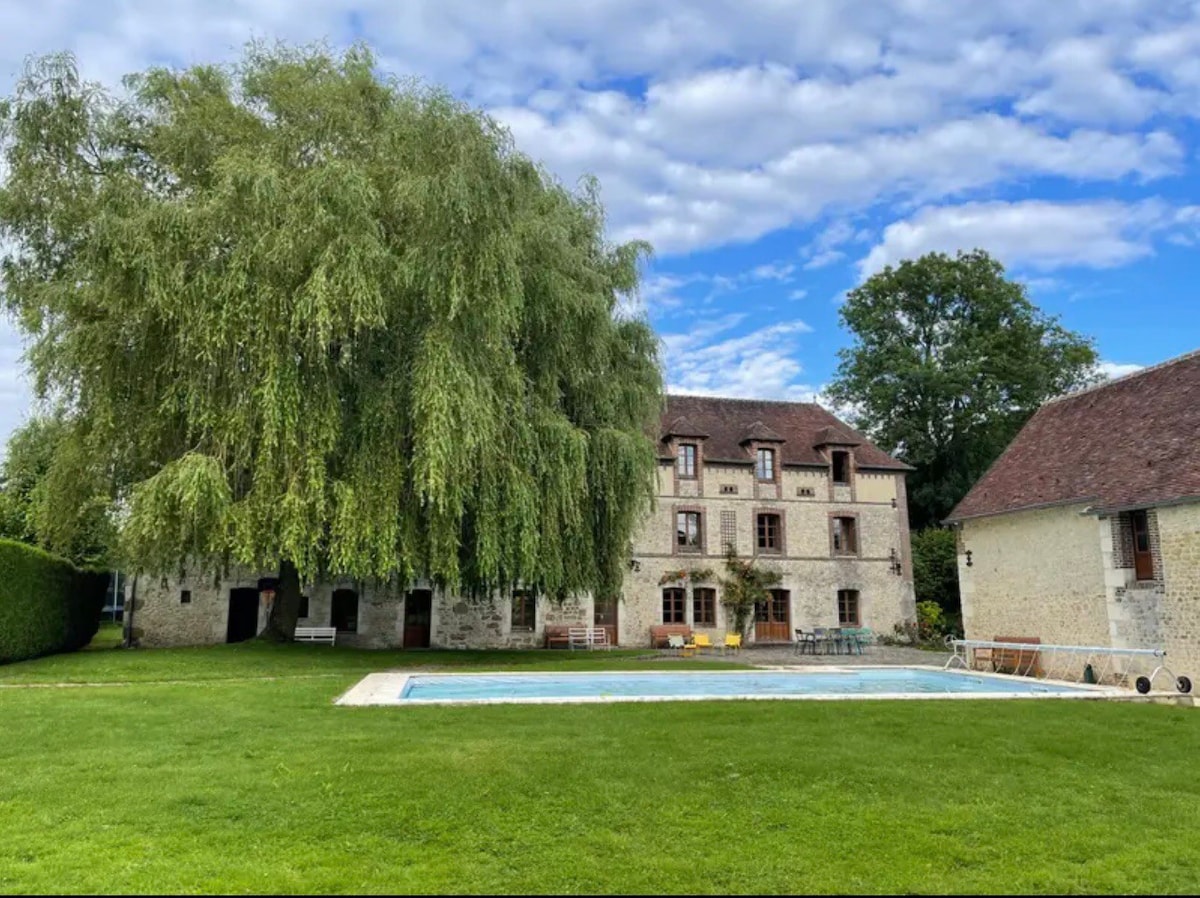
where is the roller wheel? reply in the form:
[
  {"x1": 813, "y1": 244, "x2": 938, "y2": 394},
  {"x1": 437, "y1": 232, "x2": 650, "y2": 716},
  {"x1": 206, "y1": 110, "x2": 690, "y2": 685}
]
[
  {"x1": 1177, "y1": 676, "x2": 1192, "y2": 695},
  {"x1": 1135, "y1": 676, "x2": 1152, "y2": 694}
]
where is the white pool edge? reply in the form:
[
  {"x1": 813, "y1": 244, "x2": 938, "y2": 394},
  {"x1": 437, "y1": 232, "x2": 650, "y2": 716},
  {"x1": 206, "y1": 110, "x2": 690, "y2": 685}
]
[{"x1": 333, "y1": 666, "x2": 1128, "y2": 707}]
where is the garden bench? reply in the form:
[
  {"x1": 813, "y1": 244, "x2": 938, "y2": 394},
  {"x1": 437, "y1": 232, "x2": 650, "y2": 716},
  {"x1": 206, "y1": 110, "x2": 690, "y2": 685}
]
[
  {"x1": 650, "y1": 624, "x2": 692, "y2": 648},
  {"x1": 988, "y1": 635, "x2": 1043, "y2": 676},
  {"x1": 294, "y1": 626, "x2": 337, "y2": 645}
]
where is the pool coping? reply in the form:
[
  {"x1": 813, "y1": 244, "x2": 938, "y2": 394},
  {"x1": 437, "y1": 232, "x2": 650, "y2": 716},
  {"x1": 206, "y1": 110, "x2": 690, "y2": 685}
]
[{"x1": 333, "y1": 665, "x2": 1129, "y2": 707}]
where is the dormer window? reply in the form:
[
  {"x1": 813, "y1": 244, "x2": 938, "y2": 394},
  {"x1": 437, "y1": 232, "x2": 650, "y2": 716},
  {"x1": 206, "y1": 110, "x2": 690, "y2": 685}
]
[
  {"x1": 755, "y1": 448, "x2": 775, "y2": 482},
  {"x1": 677, "y1": 443, "x2": 697, "y2": 479},
  {"x1": 832, "y1": 450, "x2": 850, "y2": 485}
]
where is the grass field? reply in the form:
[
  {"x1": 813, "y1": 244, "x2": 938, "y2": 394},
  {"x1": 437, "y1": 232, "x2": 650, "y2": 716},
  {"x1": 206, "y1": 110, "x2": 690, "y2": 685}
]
[{"x1": 2, "y1": 639, "x2": 1198, "y2": 894}]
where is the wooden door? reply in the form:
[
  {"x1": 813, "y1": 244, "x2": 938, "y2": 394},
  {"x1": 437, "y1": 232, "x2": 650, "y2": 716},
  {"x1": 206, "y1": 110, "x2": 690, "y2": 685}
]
[
  {"x1": 226, "y1": 588, "x2": 260, "y2": 644},
  {"x1": 403, "y1": 590, "x2": 432, "y2": 648},
  {"x1": 594, "y1": 597, "x2": 619, "y2": 647},
  {"x1": 1131, "y1": 511, "x2": 1154, "y2": 581},
  {"x1": 754, "y1": 589, "x2": 791, "y2": 643}
]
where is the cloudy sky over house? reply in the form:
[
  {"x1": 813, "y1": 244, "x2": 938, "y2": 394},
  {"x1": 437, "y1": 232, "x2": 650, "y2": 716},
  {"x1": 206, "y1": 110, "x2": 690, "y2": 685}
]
[{"x1": 3, "y1": 0, "x2": 1199, "y2": 447}]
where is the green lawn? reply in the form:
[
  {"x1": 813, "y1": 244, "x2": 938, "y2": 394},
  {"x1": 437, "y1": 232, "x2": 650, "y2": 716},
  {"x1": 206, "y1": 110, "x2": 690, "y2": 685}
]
[{"x1": 1, "y1": 643, "x2": 1198, "y2": 894}]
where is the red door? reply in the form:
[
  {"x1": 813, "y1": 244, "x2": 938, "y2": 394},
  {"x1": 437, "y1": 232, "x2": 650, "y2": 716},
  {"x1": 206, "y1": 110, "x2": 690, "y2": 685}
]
[
  {"x1": 754, "y1": 589, "x2": 790, "y2": 643},
  {"x1": 1131, "y1": 511, "x2": 1154, "y2": 581}
]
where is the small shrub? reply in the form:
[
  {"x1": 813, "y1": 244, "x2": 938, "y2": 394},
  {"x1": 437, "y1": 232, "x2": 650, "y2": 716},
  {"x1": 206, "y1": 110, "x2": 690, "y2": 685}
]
[{"x1": 0, "y1": 538, "x2": 108, "y2": 664}]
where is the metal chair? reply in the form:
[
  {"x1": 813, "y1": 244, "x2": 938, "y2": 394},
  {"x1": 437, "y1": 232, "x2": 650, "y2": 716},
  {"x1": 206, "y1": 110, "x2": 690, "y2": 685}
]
[
  {"x1": 812, "y1": 627, "x2": 832, "y2": 655},
  {"x1": 793, "y1": 628, "x2": 817, "y2": 655}
]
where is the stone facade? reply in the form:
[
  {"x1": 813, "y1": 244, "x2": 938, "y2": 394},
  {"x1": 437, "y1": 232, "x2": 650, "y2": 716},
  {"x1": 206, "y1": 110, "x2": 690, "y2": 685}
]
[
  {"x1": 957, "y1": 500, "x2": 1200, "y2": 678},
  {"x1": 127, "y1": 454, "x2": 916, "y2": 649}
]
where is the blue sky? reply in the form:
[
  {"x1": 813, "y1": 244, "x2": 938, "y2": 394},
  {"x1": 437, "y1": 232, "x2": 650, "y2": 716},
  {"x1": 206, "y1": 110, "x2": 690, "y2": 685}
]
[{"x1": 3, "y1": 0, "x2": 1200, "y2": 448}]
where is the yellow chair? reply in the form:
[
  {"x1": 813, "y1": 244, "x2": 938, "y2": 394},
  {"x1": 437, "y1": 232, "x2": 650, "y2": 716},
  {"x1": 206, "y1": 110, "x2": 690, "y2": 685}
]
[
  {"x1": 693, "y1": 633, "x2": 714, "y2": 654},
  {"x1": 723, "y1": 633, "x2": 743, "y2": 654}
]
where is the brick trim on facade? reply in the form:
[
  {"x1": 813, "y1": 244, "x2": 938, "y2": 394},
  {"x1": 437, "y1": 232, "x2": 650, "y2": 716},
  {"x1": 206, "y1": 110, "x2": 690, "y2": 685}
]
[
  {"x1": 672, "y1": 503, "x2": 707, "y2": 556},
  {"x1": 828, "y1": 511, "x2": 863, "y2": 558},
  {"x1": 753, "y1": 506, "x2": 786, "y2": 557}
]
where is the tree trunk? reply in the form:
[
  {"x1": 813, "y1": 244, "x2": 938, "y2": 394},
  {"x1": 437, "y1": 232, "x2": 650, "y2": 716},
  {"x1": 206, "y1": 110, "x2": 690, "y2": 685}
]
[{"x1": 259, "y1": 558, "x2": 302, "y2": 642}]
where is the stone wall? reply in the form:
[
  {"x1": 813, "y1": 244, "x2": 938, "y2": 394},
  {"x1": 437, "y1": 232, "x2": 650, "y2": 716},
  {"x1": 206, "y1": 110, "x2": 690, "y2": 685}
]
[
  {"x1": 957, "y1": 504, "x2": 1111, "y2": 647},
  {"x1": 959, "y1": 500, "x2": 1200, "y2": 681},
  {"x1": 128, "y1": 455, "x2": 915, "y2": 650},
  {"x1": 620, "y1": 460, "x2": 914, "y2": 646},
  {"x1": 1157, "y1": 502, "x2": 1200, "y2": 677}
]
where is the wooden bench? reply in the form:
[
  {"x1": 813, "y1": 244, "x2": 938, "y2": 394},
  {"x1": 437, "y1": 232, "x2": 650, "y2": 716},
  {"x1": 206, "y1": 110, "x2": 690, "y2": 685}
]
[
  {"x1": 545, "y1": 624, "x2": 585, "y2": 649},
  {"x1": 650, "y1": 624, "x2": 693, "y2": 648},
  {"x1": 989, "y1": 636, "x2": 1042, "y2": 676},
  {"x1": 294, "y1": 626, "x2": 337, "y2": 645}
]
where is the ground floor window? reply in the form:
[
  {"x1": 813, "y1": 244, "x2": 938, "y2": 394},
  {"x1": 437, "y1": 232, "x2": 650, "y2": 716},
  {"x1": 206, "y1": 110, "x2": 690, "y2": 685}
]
[
  {"x1": 838, "y1": 589, "x2": 860, "y2": 626},
  {"x1": 331, "y1": 588, "x2": 359, "y2": 632},
  {"x1": 511, "y1": 590, "x2": 536, "y2": 631},
  {"x1": 662, "y1": 588, "x2": 686, "y2": 624},
  {"x1": 693, "y1": 587, "x2": 716, "y2": 626}
]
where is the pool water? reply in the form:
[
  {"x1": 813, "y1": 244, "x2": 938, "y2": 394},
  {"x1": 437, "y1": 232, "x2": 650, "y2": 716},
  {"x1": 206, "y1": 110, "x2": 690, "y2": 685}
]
[{"x1": 397, "y1": 668, "x2": 1091, "y2": 703}]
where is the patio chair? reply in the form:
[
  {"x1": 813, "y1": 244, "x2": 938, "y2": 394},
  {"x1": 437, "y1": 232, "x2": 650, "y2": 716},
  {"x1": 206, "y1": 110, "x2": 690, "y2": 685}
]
[
  {"x1": 667, "y1": 633, "x2": 695, "y2": 657},
  {"x1": 722, "y1": 633, "x2": 743, "y2": 654},
  {"x1": 693, "y1": 633, "x2": 714, "y2": 654},
  {"x1": 793, "y1": 628, "x2": 817, "y2": 655},
  {"x1": 855, "y1": 627, "x2": 874, "y2": 651},
  {"x1": 841, "y1": 628, "x2": 864, "y2": 655},
  {"x1": 812, "y1": 627, "x2": 832, "y2": 655}
]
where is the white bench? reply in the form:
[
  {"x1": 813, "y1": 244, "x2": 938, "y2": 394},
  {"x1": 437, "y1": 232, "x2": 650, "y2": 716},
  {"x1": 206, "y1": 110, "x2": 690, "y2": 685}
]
[
  {"x1": 294, "y1": 626, "x2": 337, "y2": 645},
  {"x1": 567, "y1": 626, "x2": 612, "y2": 651}
]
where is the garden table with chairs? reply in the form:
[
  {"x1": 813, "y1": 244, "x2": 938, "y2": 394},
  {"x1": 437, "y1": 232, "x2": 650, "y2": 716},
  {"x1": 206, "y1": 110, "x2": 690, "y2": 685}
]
[{"x1": 793, "y1": 627, "x2": 873, "y2": 655}]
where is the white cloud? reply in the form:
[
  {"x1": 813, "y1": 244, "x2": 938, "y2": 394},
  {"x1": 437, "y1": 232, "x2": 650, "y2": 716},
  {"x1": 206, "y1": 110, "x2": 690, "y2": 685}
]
[
  {"x1": 3, "y1": 1, "x2": 1200, "y2": 445},
  {"x1": 663, "y1": 317, "x2": 816, "y2": 399},
  {"x1": 858, "y1": 199, "x2": 1177, "y2": 278},
  {"x1": 1096, "y1": 360, "x2": 1145, "y2": 380},
  {"x1": 788, "y1": 289, "x2": 808, "y2": 300}
]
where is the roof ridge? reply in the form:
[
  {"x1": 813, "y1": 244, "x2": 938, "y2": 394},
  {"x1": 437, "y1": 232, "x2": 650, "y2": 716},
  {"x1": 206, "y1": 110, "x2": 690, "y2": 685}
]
[
  {"x1": 666, "y1": 393, "x2": 823, "y2": 408},
  {"x1": 1042, "y1": 347, "x2": 1200, "y2": 408}
]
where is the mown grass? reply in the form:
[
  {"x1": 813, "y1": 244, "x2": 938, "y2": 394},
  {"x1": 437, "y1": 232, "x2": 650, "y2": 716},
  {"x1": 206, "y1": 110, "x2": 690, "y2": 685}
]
[{"x1": 1, "y1": 642, "x2": 1198, "y2": 894}]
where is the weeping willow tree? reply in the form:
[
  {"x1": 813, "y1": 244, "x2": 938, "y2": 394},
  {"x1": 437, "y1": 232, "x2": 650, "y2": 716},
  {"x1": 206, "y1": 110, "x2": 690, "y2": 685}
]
[{"x1": 0, "y1": 45, "x2": 663, "y2": 640}]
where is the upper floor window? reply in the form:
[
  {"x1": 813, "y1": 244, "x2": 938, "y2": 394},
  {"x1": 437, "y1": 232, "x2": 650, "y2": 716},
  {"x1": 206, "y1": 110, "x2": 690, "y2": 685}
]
[
  {"x1": 756, "y1": 513, "x2": 782, "y2": 554},
  {"x1": 676, "y1": 511, "x2": 702, "y2": 553},
  {"x1": 832, "y1": 450, "x2": 850, "y2": 485},
  {"x1": 832, "y1": 516, "x2": 858, "y2": 556},
  {"x1": 838, "y1": 589, "x2": 860, "y2": 626},
  {"x1": 756, "y1": 448, "x2": 775, "y2": 481},
  {"x1": 677, "y1": 443, "x2": 697, "y2": 479},
  {"x1": 511, "y1": 590, "x2": 536, "y2": 631}
]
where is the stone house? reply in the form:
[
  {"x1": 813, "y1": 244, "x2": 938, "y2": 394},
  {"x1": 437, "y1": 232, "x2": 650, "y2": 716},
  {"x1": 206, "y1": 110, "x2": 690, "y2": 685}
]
[
  {"x1": 946, "y1": 349, "x2": 1200, "y2": 678},
  {"x1": 125, "y1": 395, "x2": 917, "y2": 648}
]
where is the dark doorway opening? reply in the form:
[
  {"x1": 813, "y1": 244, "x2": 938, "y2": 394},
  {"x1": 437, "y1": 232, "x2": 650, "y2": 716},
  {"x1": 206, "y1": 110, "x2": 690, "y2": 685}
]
[
  {"x1": 404, "y1": 590, "x2": 432, "y2": 648},
  {"x1": 331, "y1": 588, "x2": 359, "y2": 633},
  {"x1": 227, "y1": 588, "x2": 260, "y2": 643}
]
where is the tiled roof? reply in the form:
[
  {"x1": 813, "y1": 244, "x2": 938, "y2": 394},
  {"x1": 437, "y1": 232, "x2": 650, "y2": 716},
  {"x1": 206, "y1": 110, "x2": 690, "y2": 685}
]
[
  {"x1": 947, "y1": 349, "x2": 1200, "y2": 522},
  {"x1": 663, "y1": 415, "x2": 709, "y2": 438},
  {"x1": 740, "y1": 420, "x2": 786, "y2": 443},
  {"x1": 659, "y1": 395, "x2": 909, "y2": 470},
  {"x1": 813, "y1": 425, "x2": 862, "y2": 447}
]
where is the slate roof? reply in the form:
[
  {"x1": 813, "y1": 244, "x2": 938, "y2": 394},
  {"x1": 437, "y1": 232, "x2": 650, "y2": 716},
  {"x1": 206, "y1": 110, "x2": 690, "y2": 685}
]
[
  {"x1": 658, "y1": 395, "x2": 909, "y2": 470},
  {"x1": 947, "y1": 349, "x2": 1200, "y2": 522}
]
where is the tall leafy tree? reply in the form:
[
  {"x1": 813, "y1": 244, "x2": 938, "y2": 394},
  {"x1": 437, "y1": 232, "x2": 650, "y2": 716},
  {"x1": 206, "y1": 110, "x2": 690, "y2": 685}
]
[
  {"x1": 0, "y1": 46, "x2": 663, "y2": 640},
  {"x1": 827, "y1": 250, "x2": 1098, "y2": 530},
  {"x1": 0, "y1": 415, "x2": 115, "y2": 568}
]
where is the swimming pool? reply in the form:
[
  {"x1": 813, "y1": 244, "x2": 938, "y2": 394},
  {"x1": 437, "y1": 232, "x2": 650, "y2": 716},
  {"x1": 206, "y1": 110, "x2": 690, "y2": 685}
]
[{"x1": 337, "y1": 667, "x2": 1109, "y2": 706}]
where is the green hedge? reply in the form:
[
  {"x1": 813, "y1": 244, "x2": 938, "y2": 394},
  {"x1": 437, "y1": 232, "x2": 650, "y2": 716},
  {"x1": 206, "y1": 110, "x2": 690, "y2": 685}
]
[{"x1": 0, "y1": 538, "x2": 109, "y2": 664}]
